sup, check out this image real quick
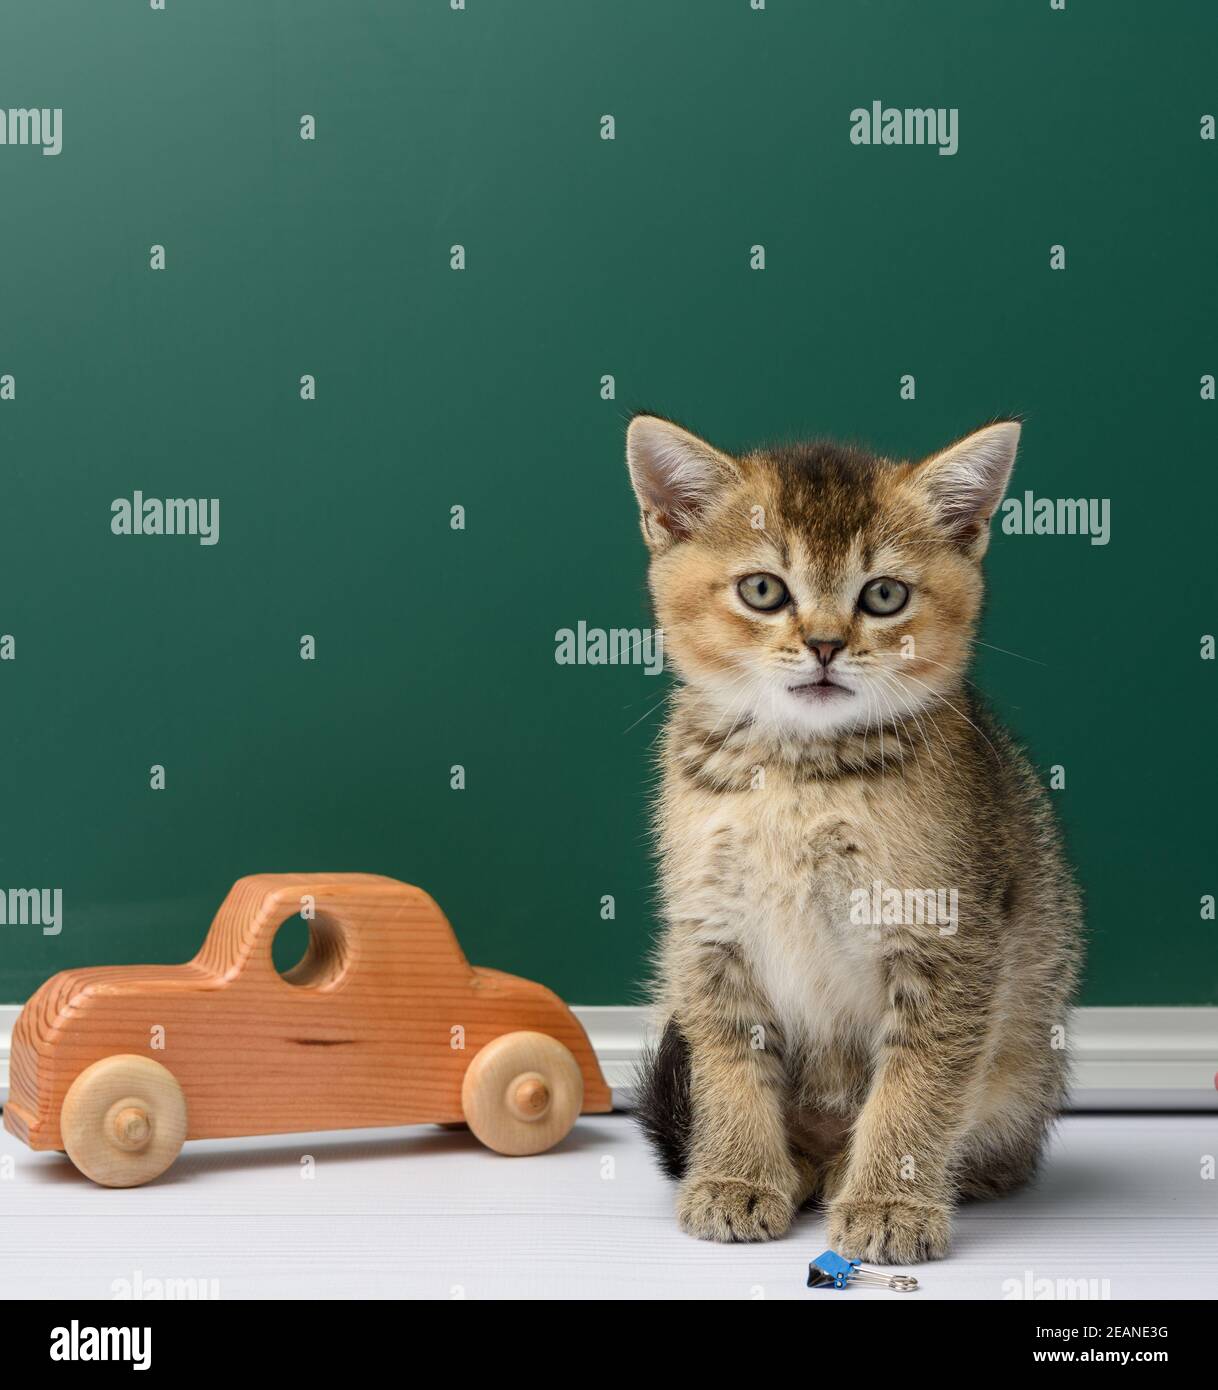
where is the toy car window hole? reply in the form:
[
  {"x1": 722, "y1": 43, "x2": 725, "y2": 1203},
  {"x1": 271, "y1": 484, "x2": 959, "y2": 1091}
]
[{"x1": 270, "y1": 910, "x2": 349, "y2": 989}]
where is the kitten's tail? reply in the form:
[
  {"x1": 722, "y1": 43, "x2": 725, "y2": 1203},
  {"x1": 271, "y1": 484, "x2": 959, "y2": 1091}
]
[{"x1": 633, "y1": 1017, "x2": 692, "y2": 1180}]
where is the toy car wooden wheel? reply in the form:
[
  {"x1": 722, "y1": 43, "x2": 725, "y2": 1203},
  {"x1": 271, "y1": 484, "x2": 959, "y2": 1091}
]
[
  {"x1": 461, "y1": 1031, "x2": 584, "y2": 1156},
  {"x1": 60, "y1": 1055, "x2": 188, "y2": 1188}
]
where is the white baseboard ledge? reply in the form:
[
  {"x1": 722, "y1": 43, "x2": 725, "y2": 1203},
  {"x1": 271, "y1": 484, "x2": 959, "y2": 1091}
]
[
  {"x1": 2, "y1": 1004, "x2": 1214, "y2": 1115},
  {"x1": 570, "y1": 1006, "x2": 1218, "y2": 1113}
]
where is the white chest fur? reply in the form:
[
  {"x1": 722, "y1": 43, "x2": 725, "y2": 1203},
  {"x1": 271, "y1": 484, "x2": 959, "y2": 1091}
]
[{"x1": 665, "y1": 778, "x2": 891, "y2": 1048}]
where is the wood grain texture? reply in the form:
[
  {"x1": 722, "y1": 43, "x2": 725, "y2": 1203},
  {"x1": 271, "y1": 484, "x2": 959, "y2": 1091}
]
[{"x1": 4, "y1": 874, "x2": 612, "y2": 1154}]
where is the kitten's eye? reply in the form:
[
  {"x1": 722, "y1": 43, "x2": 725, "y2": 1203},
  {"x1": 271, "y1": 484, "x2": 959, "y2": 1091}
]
[
  {"x1": 737, "y1": 572, "x2": 790, "y2": 612},
  {"x1": 859, "y1": 577, "x2": 909, "y2": 616}
]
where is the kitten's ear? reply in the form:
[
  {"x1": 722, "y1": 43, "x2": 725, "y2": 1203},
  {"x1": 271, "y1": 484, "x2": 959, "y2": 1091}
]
[
  {"x1": 626, "y1": 415, "x2": 738, "y2": 548},
  {"x1": 912, "y1": 421, "x2": 1020, "y2": 555}
]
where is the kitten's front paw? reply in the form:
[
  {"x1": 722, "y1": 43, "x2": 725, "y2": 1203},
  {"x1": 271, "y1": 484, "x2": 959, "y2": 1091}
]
[
  {"x1": 827, "y1": 1196, "x2": 951, "y2": 1264},
  {"x1": 677, "y1": 1175, "x2": 794, "y2": 1243}
]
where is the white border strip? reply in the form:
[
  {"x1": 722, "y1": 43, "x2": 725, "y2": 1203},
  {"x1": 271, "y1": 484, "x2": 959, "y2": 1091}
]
[{"x1": 2, "y1": 1004, "x2": 1214, "y2": 1112}]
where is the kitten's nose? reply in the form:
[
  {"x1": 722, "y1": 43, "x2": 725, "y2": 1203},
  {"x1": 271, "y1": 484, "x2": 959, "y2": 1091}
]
[{"x1": 805, "y1": 636, "x2": 845, "y2": 667}]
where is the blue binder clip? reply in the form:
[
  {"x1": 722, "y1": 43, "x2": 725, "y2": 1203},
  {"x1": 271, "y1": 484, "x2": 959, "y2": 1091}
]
[{"x1": 807, "y1": 1249, "x2": 918, "y2": 1291}]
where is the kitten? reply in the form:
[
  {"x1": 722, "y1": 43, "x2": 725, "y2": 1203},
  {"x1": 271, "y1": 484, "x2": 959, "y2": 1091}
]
[{"x1": 626, "y1": 414, "x2": 1083, "y2": 1262}]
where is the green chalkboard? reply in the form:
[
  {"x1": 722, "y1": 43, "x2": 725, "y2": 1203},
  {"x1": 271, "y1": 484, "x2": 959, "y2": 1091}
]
[{"x1": 1, "y1": 0, "x2": 1214, "y2": 1006}]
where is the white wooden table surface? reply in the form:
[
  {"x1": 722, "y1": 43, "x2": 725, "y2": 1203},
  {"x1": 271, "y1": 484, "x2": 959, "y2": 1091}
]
[{"x1": 2, "y1": 1112, "x2": 1215, "y2": 1300}]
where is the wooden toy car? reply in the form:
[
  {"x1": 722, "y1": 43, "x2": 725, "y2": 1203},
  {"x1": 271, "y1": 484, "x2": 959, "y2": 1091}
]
[{"x1": 3, "y1": 873, "x2": 613, "y2": 1186}]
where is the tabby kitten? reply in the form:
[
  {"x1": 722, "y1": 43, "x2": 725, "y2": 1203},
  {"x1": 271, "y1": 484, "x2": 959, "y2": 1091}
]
[{"x1": 627, "y1": 414, "x2": 1082, "y2": 1262}]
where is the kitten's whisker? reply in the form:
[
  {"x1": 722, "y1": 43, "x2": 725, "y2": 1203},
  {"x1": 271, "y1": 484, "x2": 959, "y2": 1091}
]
[
  {"x1": 869, "y1": 676, "x2": 917, "y2": 771},
  {"x1": 869, "y1": 652, "x2": 983, "y2": 693},
  {"x1": 622, "y1": 690, "x2": 673, "y2": 736},
  {"x1": 609, "y1": 630, "x2": 666, "y2": 660},
  {"x1": 868, "y1": 675, "x2": 923, "y2": 780},
  {"x1": 860, "y1": 685, "x2": 882, "y2": 775},
  {"x1": 969, "y1": 637, "x2": 1048, "y2": 667},
  {"x1": 871, "y1": 669, "x2": 952, "y2": 781},
  {"x1": 696, "y1": 669, "x2": 765, "y2": 752},
  {"x1": 875, "y1": 684, "x2": 886, "y2": 778},
  {"x1": 897, "y1": 672, "x2": 1003, "y2": 764},
  {"x1": 859, "y1": 691, "x2": 872, "y2": 766},
  {"x1": 719, "y1": 674, "x2": 767, "y2": 749}
]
